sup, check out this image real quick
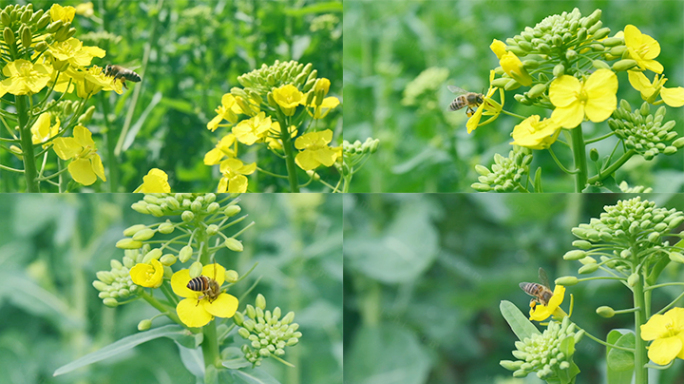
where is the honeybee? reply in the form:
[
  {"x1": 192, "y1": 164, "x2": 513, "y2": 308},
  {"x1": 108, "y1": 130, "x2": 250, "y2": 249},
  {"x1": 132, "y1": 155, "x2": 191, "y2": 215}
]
[
  {"x1": 448, "y1": 85, "x2": 484, "y2": 117},
  {"x1": 103, "y1": 64, "x2": 141, "y2": 89},
  {"x1": 187, "y1": 261, "x2": 222, "y2": 305},
  {"x1": 519, "y1": 268, "x2": 554, "y2": 308}
]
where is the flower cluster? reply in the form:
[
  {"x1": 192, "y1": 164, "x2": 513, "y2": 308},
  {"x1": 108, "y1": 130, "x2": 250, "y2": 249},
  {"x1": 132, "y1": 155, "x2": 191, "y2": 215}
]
[
  {"x1": 472, "y1": 146, "x2": 532, "y2": 192},
  {"x1": 0, "y1": 3, "x2": 122, "y2": 191},
  {"x1": 608, "y1": 100, "x2": 684, "y2": 160},
  {"x1": 204, "y1": 60, "x2": 342, "y2": 192},
  {"x1": 234, "y1": 294, "x2": 301, "y2": 366},
  {"x1": 466, "y1": 8, "x2": 684, "y2": 192},
  {"x1": 92, "y1": 251, "x2": 143, "y2": 307},
  {"x1": 402, "y1": 67, "x2": 449, "y2": 111},
  {"x1": 500, "y1": 317, "x2": 583, "y2": 381}
]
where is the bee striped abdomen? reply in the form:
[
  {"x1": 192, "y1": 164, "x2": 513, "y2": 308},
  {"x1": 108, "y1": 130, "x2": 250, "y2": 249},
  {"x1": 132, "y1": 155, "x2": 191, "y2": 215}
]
[{"x1": 187, "y1": 276, "x2": 209, "y2": 292}]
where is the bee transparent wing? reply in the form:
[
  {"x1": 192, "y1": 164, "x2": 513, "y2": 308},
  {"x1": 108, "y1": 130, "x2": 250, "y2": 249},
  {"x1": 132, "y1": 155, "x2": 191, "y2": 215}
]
[
  {"x1": 447, "y1": 85, "x2": 468, "y2": 95},
  {"x1": 538, "y1": 267, "x2": 551, "y2": 288}
]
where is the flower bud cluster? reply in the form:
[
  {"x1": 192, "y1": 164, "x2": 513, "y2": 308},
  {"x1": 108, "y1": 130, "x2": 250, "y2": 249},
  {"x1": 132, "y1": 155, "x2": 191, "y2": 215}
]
[
  {"x1": 472, "y1": 146, "x2": 532, "y2": 192},
  {"x1": 234, "y1": 294, "x2": 301, "y2": 366},
  {"x1": 504, "y1": 9, "x2": 611, "y2": 63},
  {"x1": 337, "y1": 138, "x2": 379, "y2": 178},
  {"x1": 401, "y1": 67, "x2": 449, "y2": 107},
  {"x1": 92, "y1": 252, "x2": 144, "y2": 307},
  {"x1": 131, "y1": 193, "x2": 231, "y2": 218},
  {"x1": 500, "y1": 317, "x2": 583, "y2": 380},
  {"x1": 569, "y1": 197, "x2": 684, "y2": 272},
  {"x1": 0, "y1": 4, "x2": 61, "y2": 57},
  {"x1": 608, "y1": 100, "x2": 682, "y2": 160},
  {"x1": 237, "y1": 60, "x2": 318, "y2": 98},
  {"x1": 618, "y1": 181, "x2": 652, "y2": 193}
]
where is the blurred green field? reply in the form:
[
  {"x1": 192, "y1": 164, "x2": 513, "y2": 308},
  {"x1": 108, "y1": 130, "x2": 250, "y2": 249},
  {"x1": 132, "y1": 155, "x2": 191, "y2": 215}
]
[
  {"x1": 0, "y1": 0, "x2": 342, "y2": 192},
  {"x1": 343, "y1": 193, "x2": 684, "y2": 384},
  {"x1": 344, "y1": 0, "x2": 684, "y2": 192},
  {"x1": 0, "y1": 193, "x2": 342, "y2": 384}
]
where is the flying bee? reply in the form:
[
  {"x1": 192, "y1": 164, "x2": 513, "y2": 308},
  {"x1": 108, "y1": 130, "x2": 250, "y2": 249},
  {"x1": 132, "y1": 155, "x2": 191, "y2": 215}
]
[
  {"x1": 103, "y1": 64, "x2": 141, "y2": 89},
  {"x1": 447, "y1": 85, "x2": 484, "y2": 117},
  {"x1": 519, "y1": 267, "x2": 554, "y2": 309},
  {"x1": 187, "y1": 261, "x2": 222, "y2": 305}
]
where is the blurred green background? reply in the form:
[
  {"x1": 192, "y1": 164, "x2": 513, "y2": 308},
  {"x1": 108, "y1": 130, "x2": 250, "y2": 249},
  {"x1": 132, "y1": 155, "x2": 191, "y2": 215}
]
[
  {"x1": 343, "y1": 0, "x2": 684, "y2": 192},
  {"x1": 343, "y1": 193, "x2": 684, "y2": 384},
  {"x1": 0, "y1": 0, "x2": 342, "y2": 192},
  {"x1": 0, "y1": 193, "x2": 342, "y2": 384}
]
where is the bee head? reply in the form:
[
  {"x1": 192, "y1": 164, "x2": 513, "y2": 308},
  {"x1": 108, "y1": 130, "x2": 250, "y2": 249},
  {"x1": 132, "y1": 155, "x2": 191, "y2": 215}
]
[{"x1": 476, "y1": 94, "x2": 484, "y2": 104}]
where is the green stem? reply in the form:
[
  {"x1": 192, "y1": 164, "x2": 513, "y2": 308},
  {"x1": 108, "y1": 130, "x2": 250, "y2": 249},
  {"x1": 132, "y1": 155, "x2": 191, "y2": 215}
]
[
  {"x1": 58, "y1": 158, "x2": 68, "y2": 193},
  {"x1": 196, "y1": 221, "x2": 221, "y2": 372},
  {"x1": 279, "y1": 119, "x2": 300, "y2": 192},
  {"x1": 16, "y1": 95, "x2": 39, "y2": 192},
  {"x1": 547, "y1": 146, "x2": 578, "y2": 175},
  {"x1": 632, "y1": 256, "x2": 649, "y2": 384},
  {"x1": 575, "y1": 325, "x2": 635, "y2": 352},
  {"x1": 570, "y1": 125, "x2": 587, "y2": 192},
  {"x1": 139, "y1": 290, "x2": 181, "y2": 325},
  {"x1": 587, "y1": 149, "x2": 636, "y2": 184},
  {"x1": 499, "y1": 109, "x2": 527, "y2": 120}
]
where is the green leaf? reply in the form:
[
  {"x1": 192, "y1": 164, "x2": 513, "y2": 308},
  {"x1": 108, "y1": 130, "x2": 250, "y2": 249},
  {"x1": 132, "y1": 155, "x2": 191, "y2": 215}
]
[
  {"x1": 533, "y1": 166, "x2": 543, "y2": 193},
  {"x1": 226, "y1": 367, "x2": 281, "y2": 384},
  {"x1": 607, "y1": 330, "x2": 635, "y2": 384},
  {"x1": 559, "y1": 335, "x2": 576, "y2": 358},
  {"x1": 500, "y1": 300, "x2": 540, "y2": 340},
  {"x1": 53, "y1": 324, "x2": 186, "y2": 376},
  {"x1": 176, "y1": 342, "x2": 204, "y2": 378}
]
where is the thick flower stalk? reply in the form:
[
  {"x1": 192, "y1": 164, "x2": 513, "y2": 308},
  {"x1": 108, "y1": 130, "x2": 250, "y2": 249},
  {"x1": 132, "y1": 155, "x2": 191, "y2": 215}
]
[
  {"x1": 0, "y1": 3, "x2": 119, "y2": 192},
  {"x1": 465, "y1": 8, "x2": 683, "y2": 193},
  {"x1": 204, "y1": 60, "x2": 345, "y2": 192}
]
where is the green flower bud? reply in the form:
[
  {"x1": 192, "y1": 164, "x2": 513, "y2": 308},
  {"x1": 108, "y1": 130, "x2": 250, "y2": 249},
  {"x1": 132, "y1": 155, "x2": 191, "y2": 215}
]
[
  {"x1": 147, "y1": 205, "x2": 164, "y2": 217},
  {"x1": 578, "y1": 264, "x2": 599, "y2": 274},
  {"x1": 281, "y1": 311, "x2": 295, "y2": 325},
  {"x1": 579, "y1": 256, "x2": 596, "y2": 265},
  {"x1": 20, "y1": 25, "x2": 31, "y2": 49},
  {"x1": 238, "y1": 327, "x2": 250, "y2": 339},
  {"x1": 160, "y1": 254, "x2": 177, "y2": 266},
  {"x1": 179, "y1": 245, "x2": 193, "y2": 263},
  {"x1": 225, "y1": 269, "x2": 239, "y2": 283},
  {"x1": 1, "y1": 11, "x2": 10, "y2": 26},
  {"x1": 132, "y1": 228, "x2": 156, "y2": 241},
  {"x1": 246, "y1": 305, "x2": 256, "y2": 320},
  {"x1": 116, "y1": 238, "x2": 143, "y2": 249},
  {"x1": 189, "y1": 262, "x2": 203, "y2": 278},
  {"x1": 256, "y1": 294, "x2": 266, "y2": 310},
  {"x1": 610, "y1": 46, "x2": 627, "y2": 56},
  {"x1": 103, "y1": 298, "x2": 119, "y2": 307},
  {"x1": 526, "y1": 83, "x2": 547, "y2": 99},
  {"x1": 555, "y1": 276, "x2": 578, "y2": 286},
  {"x1": 190, "y1": 200, "x2": 202, "y2": 212},
  {"x1": 92, "y1": 280, "x2": 108, "y2": 291},
  {"x1": 572, "y1": 240, "x2": 593, "y2": 249},
  {"x1": 225, "y1": 238, "x2": 244, "y2": 252},
  {"x1": 592, "y1": 27, "x2": 611, "y2": 40},
  {"x1": 206, "y1": 224, "x2": 219, "y2": 236},
  {"x1": 504, "y1": 79, "x2": 521, "y2": 91},
  {"x1": 157, "y1": 222, "x2": 174, "y2": 234},
  {"x1": 563, "y1": 250, "x2": 586, "y2": 260},
  {"x1": 553, "y1": 64, "x2": 565, "y2": 77},
  {"x1": 565, "y1": 49, "x2": 577, "y2": 61},
  {"x1": 596, "y1": 306, "x2": 615, "y2": 318},
  {"x1": 627, "y1": 273, "x2": 640, "y2": 287},
  {"x1": 142, "y1": 248, "x2": 163, "y2": 263},
  {"x1": 601, "y1": 37, "x2": 623, "y2": 47},
  {"x1": 138, "y1": 319, "x2": 152, "y2": 331},
  {"x1": 589, "y1": 148, "x2": 599, "y2": 162},
  {"x1": 181, "y1": 211, "x2": 195, "y2": 222},
  {"x1": 491, "y1": 78, "x2": 513, "y2": 88},
  {"x1": 3, "y1": 27, "x2": 14, "y2": 45},
  {"x1": 500, "y1": 360, "x2": 524, "y2": 371},
  {"x1": 668, "y1": 251, "x2": 684, "y2": 263},
  {"x1": 207, "y1": 202, "x2": 220, "y2": 214}
]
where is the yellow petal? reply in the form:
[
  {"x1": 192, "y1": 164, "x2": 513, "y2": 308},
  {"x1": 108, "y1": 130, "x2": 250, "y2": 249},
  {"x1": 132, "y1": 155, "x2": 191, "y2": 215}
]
[
  {"x1": 640, "y1": 32, "x2": 661, "y2": 60},
  {"x1": 73, "y1": 125, "x2": 94, "y2": 147},
  {"x1": 228, "y1": 174, "x2": 248, "y2": 193},
  {"x1": 666, "y1": 307, "x2": 684, "y2": 330},
  {"x1": 52, "y1": 137, "x2": 80, "y2": 160},
  {"x1": 551, "y1": 103, "x2": 584, "y2": 129},
  {"x1": 130, "y1": 260, "x2": 163, "y2": 288},
  {"x1": 176, "y1": 298, "x2": 213, "y2": 328},
  {"x1": 238, "y1": 162, "x2": 257, "y2": 175},
  {"x1": 140, "y1": 168, "x2": 170, "y2": 192},
  {"x1": 490, "y1": 39, "x2": 507, "y2": 59},
  {"x1": 69, "y1": 158, "x2": 97, "y2": 185},
  {"x1": 644, "y1": 59, "x2": 664, "y2": 74},
  {"x1": 661, "y1": 86, "x2": 684, "y2": 107},
  {"x1": 641, "y1": 314, "x2": 671, "y2": 340},
  {"x1": 204, "y1": 148, "x2": 225, "y2": 165},
  {"x1": 203, "y1": 293, "x2": 238, "y2": 318},
  {"x1": 217, "y1": 176, "x2": 228, "y2": 193},
  {"x1": 548, "y1": 285, "x2": 565, "y2": 308},
  {"x1": 549, "y1": 76, "x2": 581, "y2": 108},
  {"x1": 466, "y1": 106, "x2": 485, "y2": 134},
  {"x1": 202, "y1": 264, "x2": 226, "y2": 286},
  {"x1": 171, "y1": 269, "x2": 197, "y2": 298},
  {"x1": 207, "y1": 114, "x2": 223, "y2": 132},
  {"x1": 584, "y1": 69, "x2": 618, "y2": 97},
  {"x1": 312, "y1": 147, "x2": 339, "y2": 168},
  {"x1": 648, "y1": 336, "x2": 682, "y2": 365},
  {"x1": 91, "y1": 154, "x2": 107, "y2": 182},
  {"x1": 628, "y1": 71, "x2": 654, "y2": 96},
  {"x1": 623, "y1": 25, "x2": 642, "y2": 52},
  {"x1": 295, "y1": 150, "x2": 320, "y2": 171},
  {"x1": 585, "y1": 93, "x2": 617, "y2": 123}
]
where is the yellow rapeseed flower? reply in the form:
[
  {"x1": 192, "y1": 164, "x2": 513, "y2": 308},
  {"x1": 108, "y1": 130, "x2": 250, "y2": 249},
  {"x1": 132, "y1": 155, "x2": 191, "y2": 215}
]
[
  {"x1": 218, "y1": 158, "x2": 256, "y2": 193},
  {"x1": 549, "y1": 69, "x2": 618, "y2": 129},
  {"x1": 308, "y1": 96, "x2": 340, "y2": 119},
  {"x1": 232, "y1": 112, "x2": 272, "y2": 145},
  {"x1": 529, "y1": 285, "x2": 567, "y2": 321},
  {"x1": 624, "y1": 24, "x2": 663, "y2": 74},
  {"x1": 31, "y1": 113, "x2": 60, "y2": 148},
  {"x1": 50, "y1": 4, "x2": 76, "y2": 23},
  {"x1": 134, "y1": 169, "x2": 171, "y2": 193},
  {"x1": 510, "y1": 115, "x2": 562, "y2": 150},
  {"x1": 465, "y1": 70, "x2": 504, "y2": 134},
  {"x1": 294, "y1": 129, "x2": 339, "y2": 171},
  {"x1": 52, "y1": 125, "x2": 106, "y2": 186},
  {"x1": 640, "y1": 307, "x2": 684, "y2": 365},
  {"x1": 204, "y1": 134, "x2": 237, "y2": 165},
  {"x1": 490, "y1": 39, "x2": 532, "y2": 86},
  {"x1": 75, "y1": 2, "x2": 94, "y2": 17},
  {"x1": 628, "y1": 71, "x2": 684, "y2": 107},
  {"x1": 1, "y1": 60, "x2": 52, "y2": 95},
  {"x1": 207, "y1": 94, "x2": 240, "y2": 131},
  {"x1": 47, "y1": 38, "x2": 106, "y2": 69},
  {"x1": 170, "y1": 264, "x2": 239, "y2": 328},
  {"x1": 129, "y1": 259, "x2": 164, "y2": 288},
  {"x1": 273, "y1": 84, "x2": 304, "y2": 116}
]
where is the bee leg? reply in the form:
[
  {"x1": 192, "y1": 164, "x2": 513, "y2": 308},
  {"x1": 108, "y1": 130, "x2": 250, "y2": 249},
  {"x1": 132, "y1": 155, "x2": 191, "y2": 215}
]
[
  {"x1": 122, "y1": 79, "x2": 128, "y2": 90},
  {"x1": 466, "y1": 107, "x2": 475, "y2": 118}
]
